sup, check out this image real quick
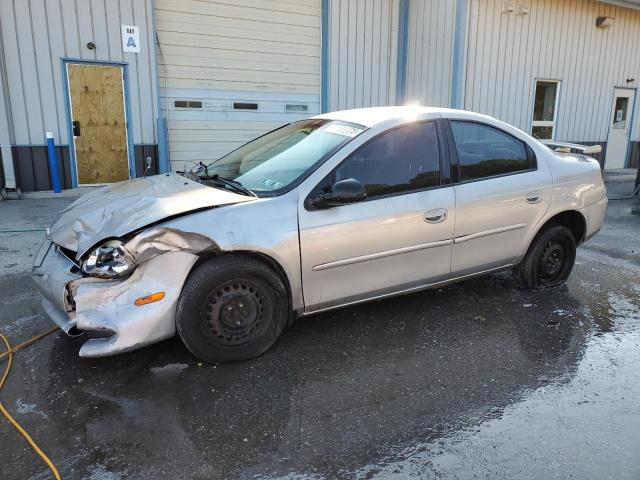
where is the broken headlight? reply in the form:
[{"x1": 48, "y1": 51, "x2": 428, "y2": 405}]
[{"x1": 82, "y1": 239, "x2": 135, "y2": 278}]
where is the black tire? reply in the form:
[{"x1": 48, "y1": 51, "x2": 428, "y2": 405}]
[
  {"x1": 176, "y1": 255, "x2": 289, "y2": 363},
  {"x1": 513, "y1": 224, "x2": 576, "y2": 290}
]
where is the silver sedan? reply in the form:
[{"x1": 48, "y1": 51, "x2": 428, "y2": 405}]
[{"x1": 33, "y1": 107, "x2": 607, "y2": 362}]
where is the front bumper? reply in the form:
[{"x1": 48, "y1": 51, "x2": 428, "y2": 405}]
[
  {"x1": 32, "y1": 242, "x2": 199, "y2": 357},
  {"x1": 32, "y1": 241, "x2": 81, "y2": 333}
]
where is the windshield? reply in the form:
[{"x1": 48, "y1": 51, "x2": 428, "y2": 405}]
[{"x1": 200, "y1": 119, "x2": 366, "y2": 195}]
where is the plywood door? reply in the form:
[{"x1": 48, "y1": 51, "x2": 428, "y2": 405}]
[{"x1": 67, "y1": 64, "x2": 129, "y2": 184}]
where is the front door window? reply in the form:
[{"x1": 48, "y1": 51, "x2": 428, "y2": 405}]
[{"x1": 333, "y1": 121, "x2": 441, "y2": 198}]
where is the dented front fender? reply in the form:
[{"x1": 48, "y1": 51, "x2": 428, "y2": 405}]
[
  {"x1": 74, "y1": 250, "x2": 199, "y2": 357},
  {"x1": 123, "y1": 227, "x2": 219, "y2": 265}
]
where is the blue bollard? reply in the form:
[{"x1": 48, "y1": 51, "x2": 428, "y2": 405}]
[{"x1": 46, "y1": 132, "x2": 62, "y2": 193}]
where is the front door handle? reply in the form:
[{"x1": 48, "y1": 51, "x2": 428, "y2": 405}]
[
  {"x1": 525, "y1": 191, "x2": 542, "y2": 204},
  {"x1": 72, "y1": 120, "x2": 81, "y2": 137},
  {"x1": 424, "y1": 208, "x2": 448, "y2": 223}
]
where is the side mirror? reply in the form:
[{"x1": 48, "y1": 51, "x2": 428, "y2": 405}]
[{"x1": 309, "y1": 178, "x2": 367, "y2": 209}]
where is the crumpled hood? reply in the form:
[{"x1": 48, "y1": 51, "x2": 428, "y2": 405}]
[{"x1": 49, "y1": 173, "x2": 254, "y2": 258}]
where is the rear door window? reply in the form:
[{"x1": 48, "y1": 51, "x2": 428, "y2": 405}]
[
  {"x1": 450, "y1": 121, "x2": 533, "y2": 181},
  {"x1": 332, "y1": 121, "x2": 441, "y2": 198}
]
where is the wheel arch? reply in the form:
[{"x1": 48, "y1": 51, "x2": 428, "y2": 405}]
[
  {"x1": 522, "y1": 209, "x2": 587, "y2": 260},
  {"x1": 539, "y1": 210, "x2": 587, "y2": 245},
  {"x1": 191, "y1": 249, "x2": 298, "y2": 322}
]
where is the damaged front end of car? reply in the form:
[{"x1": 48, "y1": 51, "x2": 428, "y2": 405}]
[{"x1": 32, "y1": 227, "x2": 219, "y2": 357}]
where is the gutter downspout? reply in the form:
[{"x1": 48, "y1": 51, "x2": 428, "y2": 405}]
[
  {"x1": 320, "y1": 0, "x2": 329, "y2": 113},
  {"x1": 0, "y1": 17, "x2": 17, "y2": 190},
  {"x1": 151, "y1": 0, "x2": 169, "y2": 173},
  {"x1": 395, "y1": 0, "x2": 410, "y2": 105}
]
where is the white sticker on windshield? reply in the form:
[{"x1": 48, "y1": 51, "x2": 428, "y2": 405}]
[
  {"x1": 261, "y1": 179, "x2": 285, "y2": 189},
  {"x1": 323, "y1": 124, "x2": 364, "y2": 137}
]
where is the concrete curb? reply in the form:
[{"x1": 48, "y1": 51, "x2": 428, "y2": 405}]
[
  {"x1": 604, "y1": 174, "x2": 638, "y2": 183},
  {"x1": 21, "y1": 187, "x2": 100, "y2": 199}
]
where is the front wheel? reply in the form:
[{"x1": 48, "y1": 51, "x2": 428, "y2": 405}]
[
  {"x1": 176, "y1": 256, "x2": 289, "y2": 363},
  {"x1": 513, "y1": 224, "x2": 576, "y2": 290}
]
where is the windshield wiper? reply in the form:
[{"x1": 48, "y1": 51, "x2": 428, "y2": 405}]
[{"x1": 204, "y1": 174, "x2": 258, "y2": 197}]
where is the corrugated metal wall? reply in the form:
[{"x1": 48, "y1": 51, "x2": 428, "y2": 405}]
[
  {"x1": 404, "y1": 0, "x2": 457, "y2": 107},
  {"x1": 327, "y1": 0, "x2": 399, "y2": 110},
  {"x1": 0, "y1": 0, "x2": 158, "y2": 147},
  {"x1": 464, "y1": 0, "x2": 640, "y2": 144},
  {"x1": 155, "y1": 0, "x2": 321, "y2": 171}
]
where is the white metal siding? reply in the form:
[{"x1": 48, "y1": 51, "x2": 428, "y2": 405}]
[
  {"x1": 327, "y1": 0, "x2": 399, "y2": 111},
  {"x1": 155, "y1": 0, "x2": 321, "y2": 171},
  {"x1": 0, "y1": 0, "x2": 158, "y2": 146},
  {"x1": 465, "y1": 0, "x2": 640, "y2": 143},
  {"x1": 405, "y1": 0, "x2": 457, "y2": 107}
]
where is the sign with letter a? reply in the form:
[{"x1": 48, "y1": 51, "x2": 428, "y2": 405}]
[{"x1": 122, "y1": 25, "x2": 141, "y2": 53}]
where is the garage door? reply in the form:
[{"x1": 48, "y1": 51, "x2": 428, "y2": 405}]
[{"x1": 155, "y1": 0, "x2": 321, "y2": 172}]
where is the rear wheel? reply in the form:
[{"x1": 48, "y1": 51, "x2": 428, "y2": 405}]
[
  {"x1": 513, "y1": 224, "x2": 576, "y2": 289},
  {"x1": 176, "y1": 256, "x2": 288, "y2": 363}
]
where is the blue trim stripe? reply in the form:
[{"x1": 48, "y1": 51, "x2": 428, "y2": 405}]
[
  {"x1": 451, "y1": 0, "x2": 468, "y2": 109},
  {"x1": 395, "y1": 0, "x2": 410, "y2": 105},
  {"x1": 320, "y1": 0, "x2": 329, "y2": 113}
]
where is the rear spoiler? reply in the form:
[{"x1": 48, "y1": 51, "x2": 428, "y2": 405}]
[{"x1": 541, "y1": 140, "x2": 602, "y2": 155}]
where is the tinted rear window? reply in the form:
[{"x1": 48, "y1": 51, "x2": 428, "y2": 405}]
[{"x1": 450, "y1": 121, "x2": 532, "y2": 181}]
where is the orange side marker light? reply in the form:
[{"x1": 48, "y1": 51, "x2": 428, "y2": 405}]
[{"x1": 134, "y1": 292, "x2": 165, "y2": 306}]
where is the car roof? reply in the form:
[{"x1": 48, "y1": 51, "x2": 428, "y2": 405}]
[{"x1": 313, "y1": 106, "x2": 495, "y2": 128}]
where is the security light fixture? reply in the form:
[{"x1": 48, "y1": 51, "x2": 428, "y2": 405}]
[
  {"x1": 596, "y1": 16, "x2": 614, "y2": 28},
  {"x1": 502, "y1": 0, "x2": 515, "y2": 13}
]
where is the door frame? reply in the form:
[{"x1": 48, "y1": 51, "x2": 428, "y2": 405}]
[
  {"x1": 605, "y1": 86, "x2": 637, "y2": 169},
  {"x1": 61, "y1": 58, "x2": 135, "y2": 187}
]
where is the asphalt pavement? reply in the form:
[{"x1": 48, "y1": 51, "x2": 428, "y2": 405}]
[{"x1": 0, "y1": 182, "x2": 638, "y2": 479}]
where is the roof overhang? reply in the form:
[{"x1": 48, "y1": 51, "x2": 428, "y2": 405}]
[{"x1": 598, "y1": 0, "x2": 640, "y2": 11}]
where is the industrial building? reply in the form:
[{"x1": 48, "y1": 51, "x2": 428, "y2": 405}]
[{"x1": 1, "y1": 0, "x2": 639, "y2": 192}]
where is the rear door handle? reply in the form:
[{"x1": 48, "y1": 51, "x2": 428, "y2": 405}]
[
  {"x1": 424, "y1": 208, "x2": 448, "y2": 223},
  {"x1": 525, "y1": 191, "x2": 542, "y2": 204}
]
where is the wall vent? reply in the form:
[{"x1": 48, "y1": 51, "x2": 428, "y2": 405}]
[
  {"x1": 174, "y1": 100, "x2": 203, "y2": 109},
  {"x1": 233, "y1": 102, "x2": 258, "y2": 110},
  {"x1": 285, "y1": 104, "x2": 309, "y2": 113}
]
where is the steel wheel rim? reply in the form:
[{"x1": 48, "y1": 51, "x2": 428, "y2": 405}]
[
  {"x1": 202, "y1": 280, "x2": 267, "y2": 346},
  {"x1": 537, "y1": 239, "x2": 567, "y2": 285}
]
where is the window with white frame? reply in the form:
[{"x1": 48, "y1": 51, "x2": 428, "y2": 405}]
[{"x1": 531, "y1": 80, "x2": 559, "y2": 140}]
